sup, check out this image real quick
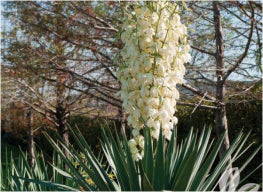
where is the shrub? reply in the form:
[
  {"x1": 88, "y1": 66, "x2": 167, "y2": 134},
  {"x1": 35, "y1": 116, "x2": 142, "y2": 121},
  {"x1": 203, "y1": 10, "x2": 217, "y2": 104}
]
[{"x1": 29, "y1": 126, "x2": 261, "y2": 191}]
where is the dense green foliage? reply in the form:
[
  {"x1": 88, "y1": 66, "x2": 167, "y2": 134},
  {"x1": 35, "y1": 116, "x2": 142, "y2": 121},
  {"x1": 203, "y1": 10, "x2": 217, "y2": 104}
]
[
  {"x1": 1, "y1": 140, "x2": 106, "y2": 191},
  {"x1": 177, "y1": 100, "x2": 262, "y2": 149},
  {"x1": 177, "y1": 101, "x2": 261, "y2": 139},
  {"x1": 177, "y1": 100, "x2": 262, "y2": 184},
  {"x1": 2, "y1": 100, "x2": 261, "y2": 184},
  {"x1": 1, "y1": 145, "x2": 75, "y2": 191},
  {"x1": 2, "y1": 126, "x2": 261, "y2": 191}
]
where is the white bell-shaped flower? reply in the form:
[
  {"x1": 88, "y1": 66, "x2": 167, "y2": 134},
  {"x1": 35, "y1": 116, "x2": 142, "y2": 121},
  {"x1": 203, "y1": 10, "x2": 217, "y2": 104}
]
[{"x1": 117, "y1": 1, "x2": 190, "y2": 161}]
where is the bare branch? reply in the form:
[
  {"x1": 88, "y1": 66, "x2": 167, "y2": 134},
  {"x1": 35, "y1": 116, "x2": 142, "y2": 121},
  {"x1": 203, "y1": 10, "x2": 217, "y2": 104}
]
[
  {"x1": 92, "y1": 50, "x2": 117, "y2": 80},
  {"x1": 177, "y1": 101, "x2": 218, "y2": 109},
  {"x1": 24, "y1": 101, "x2": 58, "y2": 127},
  {"x1": 222, "y1": 2, "x2": 255, "y2": 83},
  {"x1": 70, "y1": 2, "x2": 118, "y2": 32},
  {"x1": 181, "y1": 83, "x2": 216, "y2": 101},
  {"x1": 191, "y1": 45, "x2": 216, "y2": 57}
]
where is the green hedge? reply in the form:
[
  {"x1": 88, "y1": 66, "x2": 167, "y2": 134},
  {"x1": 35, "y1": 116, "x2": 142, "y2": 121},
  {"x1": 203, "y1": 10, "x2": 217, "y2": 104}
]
[
  {"x1": 176, "y1": 100, "x2": 261, "y2": 140},
  {"x1": 69, "y1": 116, "x2": 116, "y2": 150},
  {"x1": 176, "y1": 100, "x2": 262, "y2": 184}
]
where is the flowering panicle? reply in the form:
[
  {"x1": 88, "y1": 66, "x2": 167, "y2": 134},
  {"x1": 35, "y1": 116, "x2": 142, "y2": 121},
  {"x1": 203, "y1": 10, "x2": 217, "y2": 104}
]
[{"x1": 117, "y1": 1, "x2": 191, "y2": 161}]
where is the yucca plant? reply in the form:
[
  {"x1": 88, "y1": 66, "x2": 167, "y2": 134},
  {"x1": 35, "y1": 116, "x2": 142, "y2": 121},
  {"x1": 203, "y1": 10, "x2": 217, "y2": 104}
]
[
  {"x1": 0, "y1": 145, "x2": 80, "y2": 191},
  {"x1": 32, "y1": 126, "x2": 261, "y2": 191}
]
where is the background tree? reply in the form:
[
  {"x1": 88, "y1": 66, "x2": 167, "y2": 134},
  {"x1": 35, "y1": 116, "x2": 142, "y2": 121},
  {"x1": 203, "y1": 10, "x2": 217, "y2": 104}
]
[
  {"x1": 2, "y1": 1, "x2": 120, "y2": 163},
  {"x1": 176, "y1": 1, "x2": 262, "y2": 158}
]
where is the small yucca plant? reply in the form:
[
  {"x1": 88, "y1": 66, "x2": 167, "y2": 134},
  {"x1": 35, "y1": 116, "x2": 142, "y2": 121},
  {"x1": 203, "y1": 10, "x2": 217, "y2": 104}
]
[
  {"x1": 1, "y1": 146, "x2": 79, "y2": 191},
  {"x1": 32, "y1": 126, "x2": 260, "y2": 191}
]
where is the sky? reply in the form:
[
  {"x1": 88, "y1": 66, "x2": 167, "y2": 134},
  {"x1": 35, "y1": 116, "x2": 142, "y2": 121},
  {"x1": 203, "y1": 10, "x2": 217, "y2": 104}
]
[{"x1": 0, "y1": 1, "x2": 261, "y2": 82}]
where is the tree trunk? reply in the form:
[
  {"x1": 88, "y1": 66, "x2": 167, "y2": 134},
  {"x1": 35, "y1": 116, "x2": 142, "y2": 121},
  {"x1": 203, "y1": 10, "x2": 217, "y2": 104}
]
[
  {"x1": 57, "y1": 110, "x2": 69, "y2": 154},
  {"x1": 10, "y1": 102, "x2": 15, "y2": 131},
  {"x1": 56, "y1": 84, "x2": 70, "y2": 161},
  {"x1": 213, "y1": 2, "x2": 231, "y2": 160},
  {"x1": 54, "y1": 3, "x2": 69, "y2": 164},
  {"x1": 56, "y1": 85, "x2": 69, "y2": 173},
  {"x1": 26, "y1": 108, "x2": 35, "y2": 168},
  {"x1": 117, "y1": 108, "x2": 126, "y2": 135}
]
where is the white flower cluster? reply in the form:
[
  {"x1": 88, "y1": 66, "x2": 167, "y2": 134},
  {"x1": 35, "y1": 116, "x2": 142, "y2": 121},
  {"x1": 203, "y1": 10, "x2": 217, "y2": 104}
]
[
  {"x1": 117, "y1": 1, "x2": 191, "y2": 161},
  {"x1": 127, "y1": 135, "x2": 144, "y2": 161}
]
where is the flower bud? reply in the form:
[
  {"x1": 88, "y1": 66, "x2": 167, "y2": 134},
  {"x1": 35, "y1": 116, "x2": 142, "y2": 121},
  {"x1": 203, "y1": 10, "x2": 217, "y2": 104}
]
[
  {"x1": 151, "y1": 12, "x2": 159, "y2": 24},
  {"x1": 128, "y1": 139, "x2": 137, "y2": 148}
]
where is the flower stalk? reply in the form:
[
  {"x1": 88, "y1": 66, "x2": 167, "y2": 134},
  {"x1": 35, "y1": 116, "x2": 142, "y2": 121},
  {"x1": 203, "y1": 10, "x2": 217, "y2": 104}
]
[{"x1": 117, "y1": 1, "x2": 191, "y2": 161}]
